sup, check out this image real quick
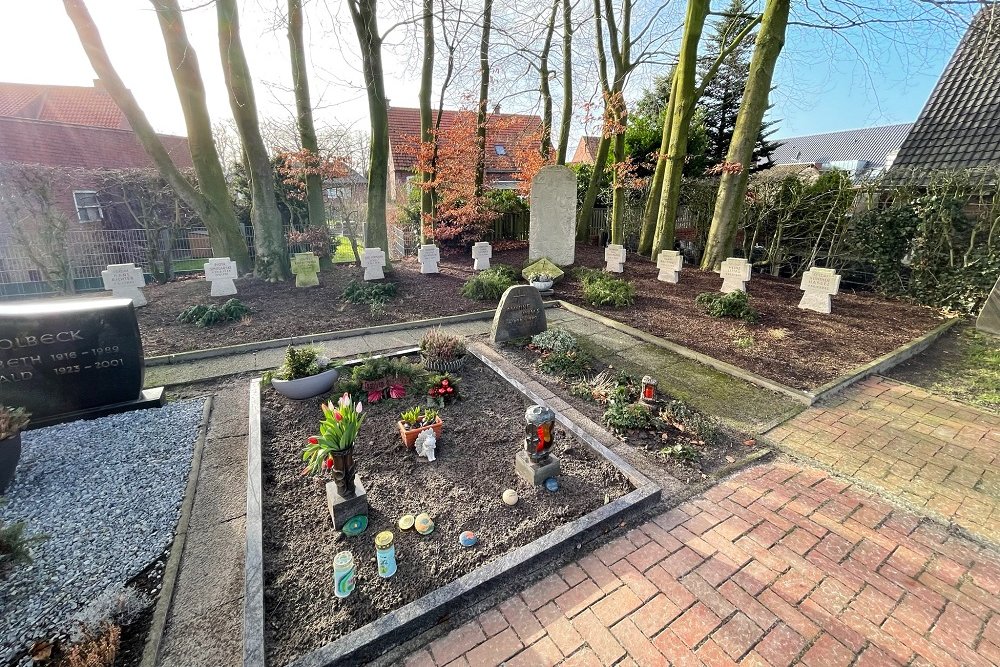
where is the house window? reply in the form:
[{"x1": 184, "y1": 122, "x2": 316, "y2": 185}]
[
  {"x1": 73, "y1": 191, "x2": 103, "y2": 222},
  {"x1": 28, "y1": 270, "x2": 41, "y2": 282},
  {"x1": 494, "y1": 144, "x2": 507, "y2": 156}
]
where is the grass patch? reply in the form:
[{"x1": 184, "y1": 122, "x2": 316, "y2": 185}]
[{"x1": 924, "y1": 328, "x2": 1000, "y2": 411}]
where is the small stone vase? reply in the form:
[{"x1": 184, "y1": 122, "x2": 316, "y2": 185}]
[{"x1": 330, "y1": 446, "x2": 356, "y2": 497}]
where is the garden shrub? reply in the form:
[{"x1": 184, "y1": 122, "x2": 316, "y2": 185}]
[
  {"x1": 662, "y1": 400, "x2": 719, "y2": 444},
  {"x1": 603, "y1": 400, "x2": 655, "y2": 430},
  {"x1": 575, "y1": 268, "x2": 636, "y2": 307},
  {"x1": 342, "y1": 280, "x2": 398, "y2": 305},
  {"x1": 536, "y1": 349, "x2": 591, "y2": 378},
  {"x1": 460, "y1": 264, "x2": 517, "y2": 301},
  {"x1": 695, "y1": 291, "x2": 759, "y2": 323},
  {"x1": 530, "y1": 329, "x2": 578, "y2": 354},
  {"x1": 176, "y1": 299, "x2": 251, "y2": 327},
  {"x1": 659, "y1": 442, "x2": 699, "y2": 462}
]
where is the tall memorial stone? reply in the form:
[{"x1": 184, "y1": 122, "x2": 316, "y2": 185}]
[
  {"x1": 102, "y1": 264, "x2": 147, "y2": 307},
  {"x1": 719, "y1": 257, "x2": 751, "y2": 293},
  {"x1": 976, "y1": 275, "x2": 1000, "y2": 335},
  {"x1": 528, "y1": 165, "x2": 577, "y2": 266},
  {"x1": 798, "y1": 267, "x2": 841, "y2": 314},
  {"x1": 0, "y1": 298, "x2": 165, "y2": 428},
  {"x1": 490, "y1": 285, "x2": 547, "y2": 343},
  {"x1": 204, "y1": 257, "x2": 238, "y2": 296}
]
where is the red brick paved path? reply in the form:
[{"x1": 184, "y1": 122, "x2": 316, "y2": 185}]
[
  {"x1": 406, "y1": 462, "x2": 1000, "y2": 666},
  {"x1": 767, "y1": 376, "x2": 1000, "y2": 543}
]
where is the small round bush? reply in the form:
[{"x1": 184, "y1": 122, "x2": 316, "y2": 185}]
[
  {"x1": 530, "y1": 329, "x2": 579, "y2": 354},
  {"x1": 460, "y1": 264, "x2": 517, "y2": 301},
  {"x1": 695, "y1": 291, "x2": 759, "y2": 323}
]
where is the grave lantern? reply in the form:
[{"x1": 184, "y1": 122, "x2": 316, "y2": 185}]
[
  {"x1": 640, "y1": 376, "x2": 658, "y2": 405},
  {"x1": 524, "y1": 405, "x2": 556, "y2": 463}
]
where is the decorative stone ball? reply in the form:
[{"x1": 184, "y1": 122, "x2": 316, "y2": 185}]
[
  {"x1": 415, "y1": 512, "x2": 435, "y2": 535},
  {"x1": 397, "y1": 514, "x2": 415, "y2": 531},
  {"x1": 544, "y1": 477, "x2": 559, "y2": 492},
  {"x1": 458, "y1": 530, "x2": 478, "y2": 547},
  {"x1": 502, "y1": 489, "x2": 519, "y2": 506}
]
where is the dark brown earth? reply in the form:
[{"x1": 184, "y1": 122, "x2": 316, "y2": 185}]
[
  {"x1": 261, "y1": 355, "x2": 630, "y2": 666},
  {"x1": 499, "y1": 342, "x2": 759, "y2": 484},
  {"x1": 135, "y1": 243, "x2": 942, "y2": 390}
]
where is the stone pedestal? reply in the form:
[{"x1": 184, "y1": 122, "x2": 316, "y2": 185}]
[
  {"x1": 326, "y1": 477, "x2": 368, "y2": 530},
  {"x1": 515, "y1": 451, "x2": 561, "y2": 486}
]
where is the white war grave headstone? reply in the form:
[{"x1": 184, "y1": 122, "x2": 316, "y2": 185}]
[
  {"x1": 604, "y1": 244, "x2": 626, "y2": 273},
  {"x1": 656, "y1": 250, "x2": 684, "y2": 284},
  {"x1": 719, "y1": 257, "x2": 751, "y2": 293},
  {"x1": 472, "y1": 242, "x2": 492, "y2": 271},
  {"x1": 203, "y1": 257, "x2": 238, "y2": 296},
  {"x1": 290, "y1": 252, "x2": 320, "y2": 287},
  {"x1": 362, "y1": 247, "x2": 387, "y2": 281},
  {"x1": 528, "y1": 165, "x2": 577, "y2": 266},
  {"x1": 101, "y1": 263, "x2": 147, "y2": 307},
  {"x1": 798, "y1": 267, "x2": 841, "y2": 314},
  {"x1": 418, "y1": 244, "x2": 440, "y2": 274}
]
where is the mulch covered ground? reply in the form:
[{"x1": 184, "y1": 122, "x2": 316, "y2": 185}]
[
  {"x1": 261, "y1": 355, "x2": 630, "y2": 665},
  {"x1": 136, "y1": 243, "x2": 942, "y2": 390}
]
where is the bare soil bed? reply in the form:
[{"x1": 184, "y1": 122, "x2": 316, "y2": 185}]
[
  {"x1": 260, "y1": 354, "x2": 630, "y2": 666},
  {"x1": 135, "y1": 243, "x2": 941, "y2": 390},
  {"x1": 498, "y1": 341, "x2": 759, "y2": 484}
]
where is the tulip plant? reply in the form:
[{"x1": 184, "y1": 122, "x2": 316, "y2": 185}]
[{"x1": 303, "y1": 393, "x2": 365, "y2": 474}]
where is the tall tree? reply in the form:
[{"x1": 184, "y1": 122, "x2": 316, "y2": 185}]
[
  {"x1": 63, "y1": 0, "x2": 251, "y2": 272},
  {"x1": 217, "y1": 0, "x2": 289, "y2": 280},
  {"x1": 287, "y1": 0, "x2": 328, "y2": 247},
  {"x1": 539, "y1": 0, "x2": 560, "y2": 160},
  {"x1": 474, "y1": 0, "x2": 494, "y2": 197},
  {"x1": 346, "y1": 0, "x2": 391, "y2": 257},
  {"x1": 556, "y1": 0, "x2": 574, "y2": 165},
  {"x1": 701, "y1": 0, "x2": 790, "y2": 269},
  {"x1": 419, "y1": 0, "x2": 434, "y2": 239}
]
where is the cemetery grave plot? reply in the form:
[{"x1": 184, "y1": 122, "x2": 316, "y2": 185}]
[
  {"x1": 259, "y1": 353, "x2": 632, "y2": 665},
  {"x1": 496, "y1": 335, "x2": 759, "y2": 483}
]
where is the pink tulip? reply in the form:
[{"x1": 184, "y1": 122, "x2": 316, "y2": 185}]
[{"x1": 356, "y1": 402, "x2": 363, "y2": 414}]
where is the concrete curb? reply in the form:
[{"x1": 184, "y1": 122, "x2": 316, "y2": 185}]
[
  {"x1": 140, "y1": 396, "x2": 214, "y2": 667},
  {"x1": 243, "y1": 350, "x2": 659, "y2": 667}
]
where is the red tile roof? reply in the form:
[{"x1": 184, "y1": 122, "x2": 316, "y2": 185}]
[
  {"x1": 0, "y1": 82, "x2": 130, "y2": 130},
  {"x1": 571, "y1": 135, "x2": 601, "y2": 164},
  {"x1": 387, "y1": 106, "x2": 543, "y2": 176},
  {"x1": 0, "y1": 117, "x2": 192, "y2": 170}
]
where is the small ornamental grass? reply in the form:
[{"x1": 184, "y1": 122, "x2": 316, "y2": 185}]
[
  {"x1": 303, "y1": 393, "x2": 365, "y2": 474},
  {"x1": 461, "y1": 264, "x2": 517, "y2": 301},
  {"x1": 694, "y1": 290, "x2": 759, "y2": 323},
  {"x1": 574, "y1": 267, "x2": 636, "y2": 307},
  {"x1": 177, "y1": 298, "x2": 251, "y2": 327},
  {"x1": 420, "y1": 329, "x2": 467, "y2": 362}
]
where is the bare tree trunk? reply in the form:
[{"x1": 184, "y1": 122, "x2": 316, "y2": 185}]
[
  {"x1": 287, "y1": 0, "x2": 330, "y2": 268},
  {"x1": 347, "y1": 0, "x2": 390, "y2": 258},
  {"x1": 638, "y1": 73, "x2": 678, "y2": 256},
  {"x1": 150, "y1": 0, "x2": 251, "y2": 272},
  {"x1": 609, "y1": 108, "x2": 627, "y2": 244},
  {"x1": 576, "y1": 0, "x2": 613, "y2": 239},
  {"x1": 217, "y1": 0, "x2": 290, "y2": 281},
  {"x1": 539, "y1": 0, "x2": 559, "y2": 160},
  {"x1": 702, "y1": 0, "x2": 789, "y2": 269},
  {"x1": 651, "y1": 0, "x2": 710, "y2": 255},
  {"x1": 474, "y1": 0, "x2": 493, "y2": 197},
  {"x1": 63, "y1": 0, "x2": 250, "y2": 272},
  {"x1": 556, "y1": 0, "x2": 573, "y2": 165},
  {"x1": 419, "y1": 0, "x2": 434, "y2": 240}
]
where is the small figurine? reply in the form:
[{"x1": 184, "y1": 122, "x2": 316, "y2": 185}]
[{"x1": 415, "y1": 429, "x2": 437, "y2": 462}]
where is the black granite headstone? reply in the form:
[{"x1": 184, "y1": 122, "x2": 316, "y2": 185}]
[
  {"x1": 0, "y1": 298, "x2": 164, "y2": 427},
  {"x1": 490, "y1": 285, "x2": 547, "y2": 343}
]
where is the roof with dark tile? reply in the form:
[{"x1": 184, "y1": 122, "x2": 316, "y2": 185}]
[
  {"x1": 0, "y1": 117, "x2": 192, "y2": 170},
  {"x1": 0, "y1": 82, "x2": 130, "y2": 130},
  {"x1": 771, "y1": 123, "x2": 914, "y2": 167},
  {"x1": 893, "y1": 6, "x2": 1000, "y2": 172},
  {"x1": 387, "y1": 106, "x2": 543, "y2": 176}
]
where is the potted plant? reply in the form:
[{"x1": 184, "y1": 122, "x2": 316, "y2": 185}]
[
  {"x1": 426, "y1": 373, "x2": 461, "y2": 408},
  {"x1": 398, "y1": 406, "x2": 443, "y2": 448},
  {"x1": 419, "y1": 329, "x2": 468, "y2": 372},
  {"x1": 264, "y1": 346, "x2": 339, "y2": 400},
  {"x1": 303, "y1": 394, "x2": 365, "y2": 496},
  {"x1": 0, "y1": 406, "x2": 30, "y2": 494},
  {"x1": 528, "y1": 272, "x2": 555, "y2": 291}
]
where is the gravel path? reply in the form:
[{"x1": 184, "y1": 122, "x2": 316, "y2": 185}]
[{"x1": 0, "y1": 399, "x2": 205, "y2": 664}]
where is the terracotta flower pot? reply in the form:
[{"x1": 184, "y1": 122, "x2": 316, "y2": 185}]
[
  {"x1": 329, "y1": 445, "x2": 357, "y2": 497},
  {"x1": 421, "y1": 354, "x2": 466, "y2": 373},
  {"x1": 398, "y1": 417, "x2": 443, "y2": 449},
  {"x1": 272, "y1": 368, "x2": 339, "y2": 400},
  {"x1": 0, "y1": 433, "x2": 23, "y2": 494}
]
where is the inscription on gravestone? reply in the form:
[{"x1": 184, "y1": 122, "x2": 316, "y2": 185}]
[
  {"x1": 604, "y1": 244, "x2": 626, "y2": 273},
  {"x1": 472, "y1": 242, "x2": 492, "y2": 271},
  {"x1": 291, "y1": 252, "x2": 320, "y2": 287},
  {"x1": 490, "y1": 285, "x2": 547, "y2": 343},
  {"x1": 102, "y1": 264, "x2": 147, "y2": 307},
  {"x1": 798, "y1": 267, "x2": 841, "y2": 314},
  {"x1": 418, "y1": 244, "x2": 440, "y2": 274},
  {"x1": 656, "y1": 250, "x2": 683, "y2": 284},
  {"x1": 362, "y1": 248, "x2": 387, "y2": 280},
  {"x1": 204, "y1": 257, "x2": 238, "y2": 296},
  {"x1": 719, "y1": 257, "x2": 751, "y2": 293},
  {"x1": 528, "y1": 166, "x2": 577, "y2": 266},
  {"x1": 0, "y1": 298, "x2": 165, "y2": 427}
]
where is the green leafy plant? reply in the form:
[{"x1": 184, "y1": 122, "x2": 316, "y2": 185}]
[
  {"x1": 339, "y1": 356, "x2": 428, "y2": 399},
  {"x1": 603, "y1": 401, "x2": 655, "y2": 430},
  {"x1": 661, "y1": 400, "x2": 719, "y2": 444},
  {"x1": 527, "y1": 272, "x2": 554, "y2": 282},
  {"x1": 176, "y1": 299, "x2": 251, "y2": 327},
  {"x1": 0, "y1": 406, "x2": 30, "y2": 440},
  {"x1": 420, "y1": 328, "x2": 468, "y2": 362},
  {"x1": 399, "y1": 405, "x2": 438, "y2": 429},
  {"x1": 343, "y1": 280, "x2": 398, "y2": 304},
  {"x1": 426, "y1": 373, "x2": 461, "y2": 403},
  {"x1": 575, "y1": 268, "x2": 636, "y2": 307},
  {"x1": 303, "y1": 393, "x2": 366, "y2": 473},
  {"x1": 460, "y1": 264, "x2": 517, "y2": 300},
  {"x1": 262, "y1": 346, "x2": 333, "y2": 385},
  {"x1": 529, "y1": 329, "x2": 579, "y2": 354},
  {"x1": 537, "y1": 349, "x2": 592, "y2": 378},
  {"x1": 658, "y1": 442, "x2": 699, "y2": 462},
  {"x1": 695, "y1": 291, "x2": 759, "y2": 323},
  {"x1": 0, "y1": 513, "x2": 45, "y2": 579}
]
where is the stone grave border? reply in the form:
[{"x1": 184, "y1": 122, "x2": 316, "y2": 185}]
[
  {"x1": 553, "y1": 301, "x2": 960, "y2": 406},
  {"x1": 243, "y1": 345, "x2": 660, "y2": 667}
]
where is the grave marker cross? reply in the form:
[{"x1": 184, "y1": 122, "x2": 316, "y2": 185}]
[
  {"x1": 719, "y1": 257, "x2": 751, "y2": 293},
  {"x1": 204, "y1": 257, "x2": 238, "y2": 296},
  {"x1": 656, "y1": 250, "x2": 684, "y2": 284},
  {"x1": 101, "y1": 263, "x2": 147, "y2": 307},
  {"x1": 290, "y1": 252, "x2": 321, "y2": 287},
  {"x1": 798, "y1": 267, "x2": 841, "y2": 314},
  {"x1": 361, "y1": 248, "x2": 387, "y2": 281}
]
